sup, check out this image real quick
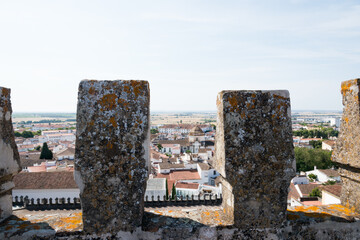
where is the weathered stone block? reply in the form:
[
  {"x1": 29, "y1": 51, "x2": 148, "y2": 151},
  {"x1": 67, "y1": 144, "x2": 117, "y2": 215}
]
[
  {"x1": 333, "y1": 79, "x2": 360, "y2": 212},
  {"x1": 75, "y1": 80, "x2": 150, "y2": 233},
  {"x1": 0, "y1": 87, "x2": 20, "y2": 222},
  {"x1": 333, "y1": 79, "x2": 360, "y2": 168},
  {"x1": 214, "y1": 90, "x2": 295, "y2": 228}
]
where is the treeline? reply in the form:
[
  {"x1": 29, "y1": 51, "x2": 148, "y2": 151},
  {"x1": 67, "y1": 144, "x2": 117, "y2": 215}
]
[
  {"x1": 14, "y1": 130, "x2": 41, "y2": 138},
  {"x1": 18, "y1": 119, "x2": 63, "y2": 124},
  {"x1": 293, "y1": 128, "x2": 338, "y2": 139},
  {"x1": 295, "y1": 147, "x2": 334, "y2": 172}
]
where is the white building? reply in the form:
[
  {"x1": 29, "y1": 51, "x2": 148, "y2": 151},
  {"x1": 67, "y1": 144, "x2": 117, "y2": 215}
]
[
  {"x1": 321, "y1": 185, "x2": 341, "y2": 205},
  {"x1": 188, "y1": 126, "x2": 206, "y2": 143},
  {"x1": 176, "y1": 182, "x2": 200, "y2": 198},
  {"x1": 161, "y1": 144, "x2": 181, "y2": 155},
  {"x1": 56, "y1": 147, "x2": 75, "y2": 160},
  {"x1": 197, "y1": 163, "x2": 219, "y2": 185},
  {"x1": 322, "y1": 140, "x2": 336, "y2": 151},
  {"x1": 329, "y1": 118, "x2": 341, "y2": 128},
  {"x1": 306, "y1": 166, "x2": 341, "y2": 183},
  {"x1": 12, "y1": 172, "x2": 79, "y2": 203},
  {"x1": 145, "y1": 178, "x2": 167, "y2": 200},
  {"x1": 291, "y1": 175, "x2": 309, "y2": 185}
]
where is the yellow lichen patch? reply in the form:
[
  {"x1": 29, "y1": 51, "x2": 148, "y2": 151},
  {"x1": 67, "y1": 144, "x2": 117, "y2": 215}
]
[
  {"x1": 32, "y1": 225, "x2": 41, "y2": 230},
  {"x1": 109, "y1": 117, "x2": 117, "y2": 128},
  {"x1": 228, "y1": 95, "x2": 238, "y2": 111},
  {"x1": 154, "y1": 210, "x2": 162, "y2": 215},
  {"x1": 273, "y1": 94, "x2": 288, "y2": 100},
  {"x1": 130, "y1": 80, "x2": 144, "y2": 98},
  {"x1": 251, "y1": 93, "x2": 256, "y2": 98},
  {"x1": 88, "y1": 87, "x2": 95, "y2": 95},
  {"x1": 99, "y1": 94, "x2": 117, "y2": 111},
  {"x1": 118, "y1": 98, "x2": 129, "y2": 107},
  {"x1": 128, "y1": 172, "x2": 132, "y2": 180},
  {"x1": 18, "y1": 223, "x2": 30, "y2": 229},
  {"x1": 240, "y1": 111, "x2": 246, "y2": 119},
  {"x1": 203, "y1": 211, "x2": 210, "y2": 216},
  {"x1": 341, "y1": 80, "x2": 355, "y2": 95},
  {"x1": 344, "y1": 117, "x2": 349, "y2": 123},
  {"x1": 5, "y1": 225, "x2": 13, "y2": 230},
  {"x1": 168, "y1": 210, "x2": 173, "y2": 213},
  {"x1": 107, "y1": 141, "x2": 113, "y2": 149},
  {"x1": 2, "y1": 87, "x2": 9, "y2": 97},
  {"x1": 294, "y1": 206, "x2": 320, "y2": 212},
  {"x1": 327, "y1": 204, "x2": 357, "y2": 216},
  {"x1": 54, "y1": 212, "x2": 82, "y2": 231},
  {"x1": 123, "y1": 85, "x2": 130, "y2": 94}
]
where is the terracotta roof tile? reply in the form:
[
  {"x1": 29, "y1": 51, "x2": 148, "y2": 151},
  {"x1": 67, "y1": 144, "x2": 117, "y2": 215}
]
[
  {"x1": 170, "y1": 171, "x2": 200, "y2": 181},
  {"x1": 176, "y1": 182, "x2": 199, "y2": 190},
  {"x1": 13, "y1": 172, "x2": 78, "y2": 189}
]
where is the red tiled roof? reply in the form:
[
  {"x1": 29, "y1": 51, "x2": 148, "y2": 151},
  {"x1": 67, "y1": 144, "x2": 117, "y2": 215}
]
[
  {"x1": 318, "y1": 169, "x2": 340, "y2": 177},
  {"x1": 13, "y1": 172, "x2": 78, "y2": 189},
  {"x1": 321, "y1": 185, "x2": 342, "y2": 197},
  {"x1": 176, "y1": 182, "x2": 199, "y2": 190},
  {"x1": 298, "y1": 184, "x2": 321, "y2": 197},
  {"x1": 288, "y1": 183, "x2": 301, "y2": 200},
  {"x1": 170, "y1": 171, "x2": 201, "y2": 181}
]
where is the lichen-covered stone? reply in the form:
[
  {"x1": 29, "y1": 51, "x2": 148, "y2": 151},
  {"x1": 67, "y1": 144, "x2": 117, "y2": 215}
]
[
  {"x1": 333, "y1": 79, "x2": 360, "y2": 212},
  {"x1": 0, "y1": 87, "x2": 20, "y2": 222},
  {"x1": 214, "y1": 90, "x2": 296, "y2": 228},
  {"x1": 75, "y1": 80, "x2": 150, "y2": 234}
]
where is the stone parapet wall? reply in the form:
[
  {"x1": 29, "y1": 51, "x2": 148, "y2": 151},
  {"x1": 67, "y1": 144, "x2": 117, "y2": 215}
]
[
  {"x1": 75, "y1": 80, "x2": 150, "y2": 234},
  {"x1": 214, "y1": 90, "x2": 296, "y2": 228},
  {"x1": 333, "y1": 79, "x2": 360, "y2": 211},
  {"x1": 0, "y1": 87, "x2": 20, "y2": 222}
]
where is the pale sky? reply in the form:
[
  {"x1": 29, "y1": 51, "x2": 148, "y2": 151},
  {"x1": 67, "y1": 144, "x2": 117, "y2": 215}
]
[{"x1": 1, "y1": 0, "x2": 359, "y2": 112}]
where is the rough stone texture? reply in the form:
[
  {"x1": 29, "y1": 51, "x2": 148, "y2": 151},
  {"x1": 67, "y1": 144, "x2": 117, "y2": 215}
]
[
  {"x1": 333, "y1": 79, "x2": 360, "y2": 212},
  {"x1": 75, "y1": 80, "x2": 150, "y2": 234},
  {"x1": 214, "y1": 90, "x2": 296, "y2": 228},
  {"x1": 0, "y1": 87, "x2": 20, "y2": 222}
]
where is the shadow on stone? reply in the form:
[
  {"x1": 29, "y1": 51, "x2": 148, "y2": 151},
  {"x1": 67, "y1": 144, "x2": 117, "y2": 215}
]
[
  {"x1": 0, "y1": 215, "x2": 55, "y2": 239},
  {"x1": 142, "y1": 211, "x2": 206, "y2": 233}
]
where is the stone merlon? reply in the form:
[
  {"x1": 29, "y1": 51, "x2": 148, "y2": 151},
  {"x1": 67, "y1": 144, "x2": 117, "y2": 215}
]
[
  {"x1": 0, "y1": 87, "x2": 20, "y2": 222},
  {"x1": 214, "y1": 90, "x2": 296, "y2": 228},
  {"x1": 75, "y1": 80, "x2": 150, "y2": 234}
]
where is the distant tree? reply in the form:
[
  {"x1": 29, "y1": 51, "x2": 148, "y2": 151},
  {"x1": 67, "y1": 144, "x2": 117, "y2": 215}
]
[
  {"x1": 150, "y1": 129, "x2": 159, "y2": 134},
  {"x1": 157, "y1": 144, "x2": 163, "y2": 150},
  {"x1": 171, "y1": 184, "x2": 177, "y2": 200},
  {"x1": 309, "y1": 187, "x2": 322, "y2": 198},
  {"x1": 14, "y1": 131, "x2": 21, "y2": 137},
  {"x1": 310, "y1": 140, "x2": 322, "y2": 149},
  {"x1": 293, "y1": 128, "x2": 338, "y2": 140},
  {"x1": 186, "y1": 150, "x2": 192, "y2": 154},
  {"x1": 322, "y1": 180, "x2": 336, "y2": 185},
  {"x1": 35, "y1": 146, "x2": 41, "y2": 151},
  {"x1": 22, "y1": 131, "x2": 34, "y2": 138},
  {"x1": 34, "y1": 130, "x2": 42, "y2": 136},
  {"x1": 40, "y1": 142, "x2": 53, "y2": 159},
  {"x1": 180, "y1": 120, "x2": 183, "y2": 123},
  {"x1": 165, "y1": 179, "x2": 169, "y2": 200},
  {"x1": 308, "y1": 173, "x2": 318, "y2": 182},
  {"x1": 295, "y1": 147, "x2": 333, "y2": 172}
]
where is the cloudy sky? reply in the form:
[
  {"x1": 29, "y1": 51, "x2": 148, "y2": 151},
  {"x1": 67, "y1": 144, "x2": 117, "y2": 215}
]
[{"x1": 1, "y1": 0, "x2": 359, "y2": 112}]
